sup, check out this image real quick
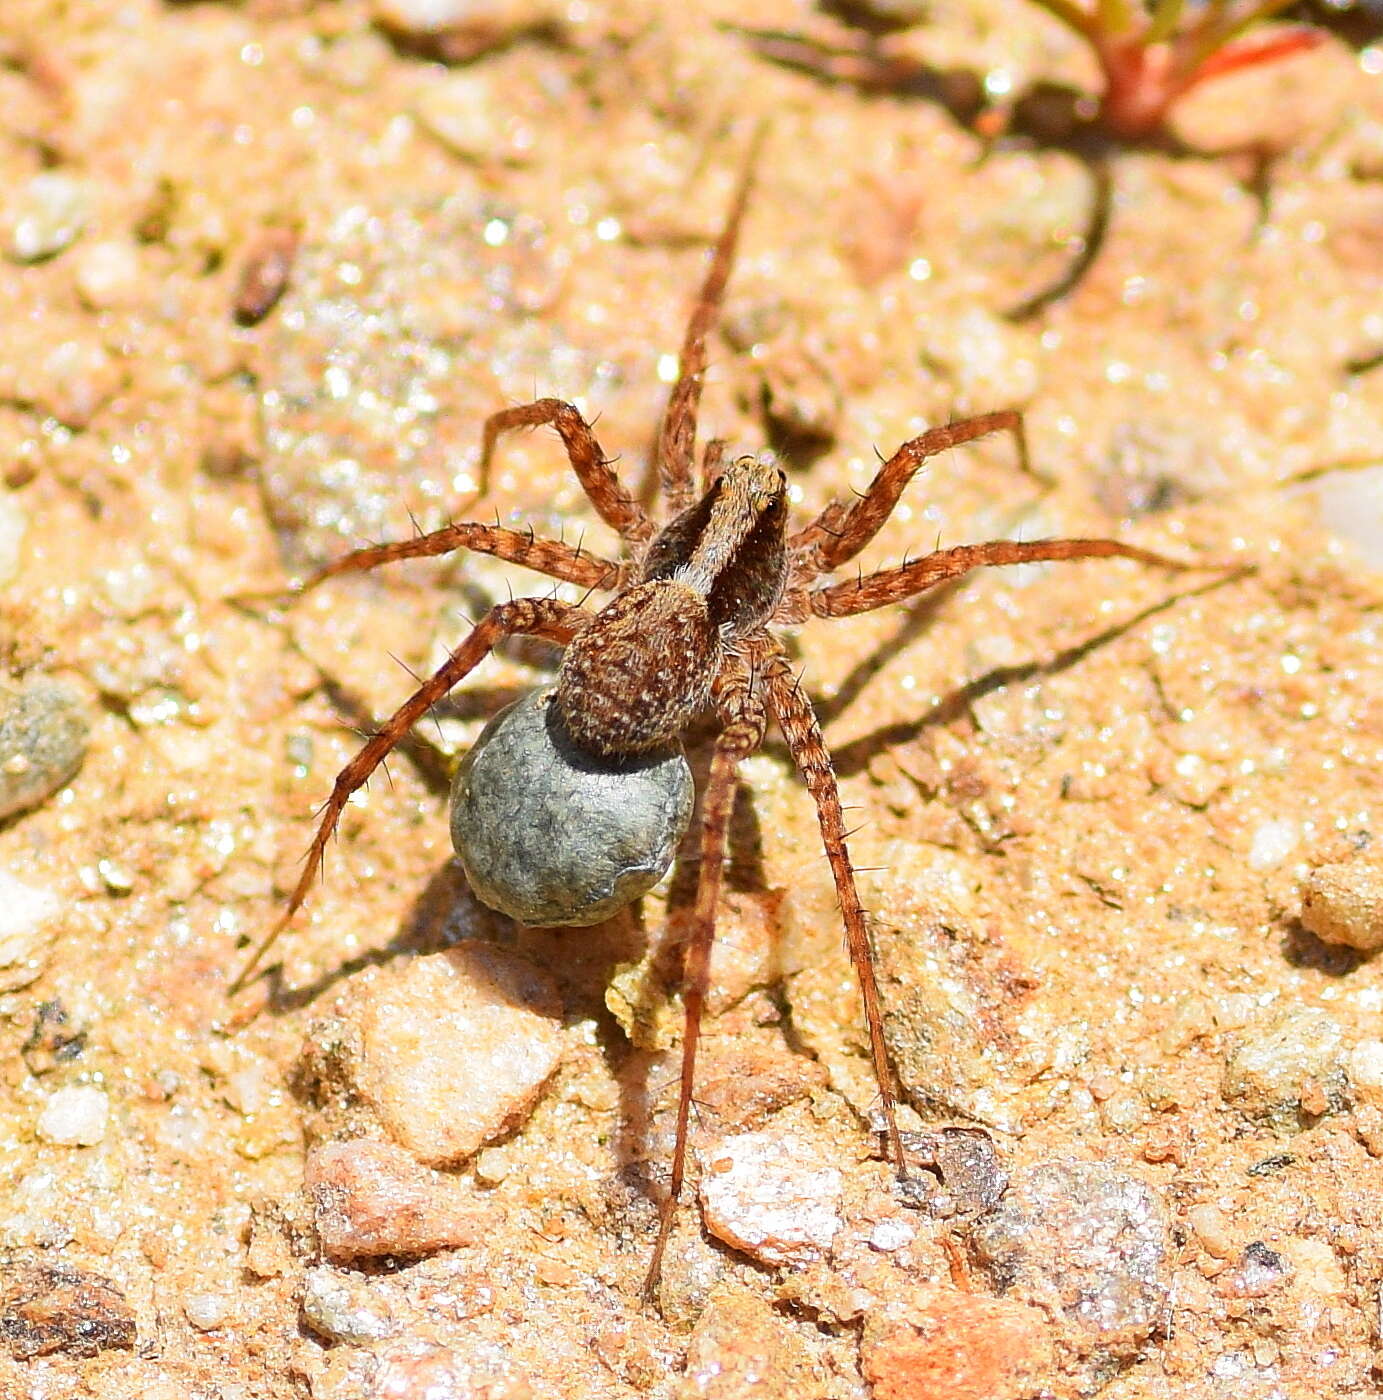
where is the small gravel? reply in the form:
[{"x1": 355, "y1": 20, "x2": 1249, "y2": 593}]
[
  {"x1": 374, "y1": 0, "x2": 480, "y2": 31},
  {"x1": 340, "y1": 945, "x2": 564, "y2": 1167},
  {"x1": 0, "y1": 489, "x2": 26, "y2": 587},
  {"x1": 36, "y1": 1085, "x2": 109, "y2": 1147},
  {"x1": 371, "y1": 1340, "x2": 481, "y2": 1398},
  {"x1": 1300, "y1": 859, "x2": 1383, "y2": 953},
  {"x1": 73, "y1": 240, "x2": 142, "y2": 310},
  {"x1": 0, "y1": 1259, "x2": 136, "y2": 1359},
  {"x1": 698, "y1": 1130, "x2": 844, "y2": 1269},
  {"x1": 1248, "y1": 818, "x2": 1298, "y2": 870},
  {"x1": 183, "y1": 1293, "x2": 234, "y2": 1331},
  {"x1": 306, "y1": 1138, "x2": 493, "y2": 1261},
  {"x1": 860, "y1": 1289, "x2": 1054, "y2": 1400},
  {"x1": 1221, "y1": 1006, "x2": 1348, "y2": 1130},
  {"x1": 1217, "y1": 1241, "x2": 1291, "y2": 1300},
  {"x1": 0, "y1": 677, "x2": 91, "y2": 821},
  {"x1": 1347, "y1": 1040, "x2": 1383, "y2": 1108},
  {"x1": 0, "y1": 869, "x2": 60, "y2": 990},
  {"x1": 373, "y1": 0, "x2": 553, "y2": 47},
  {"x1": 7, "y1": 171, "x2": 88, "y2": 263},
  {"x1": 300, "y1": 1265, "x2": 396, "y2": 1345},
  {"x1": 414, "y1": 73, "x2": 535, "y2": 165},
  {"x1": 967, "y1": 1159, "x2": 1173, "y2": 1368},
  {"x1": 680, "y1": 1289, "x2": 826, "y2": 1398}
]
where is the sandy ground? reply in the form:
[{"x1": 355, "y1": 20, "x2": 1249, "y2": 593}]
[{"x1": 1, "y1": 1, "x2": 1381, "y2": 1396}]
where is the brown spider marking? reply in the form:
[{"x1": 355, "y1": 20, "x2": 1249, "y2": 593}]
[{"x1": 233, "y1": 141, "x2": 1225, "y2": 1299}]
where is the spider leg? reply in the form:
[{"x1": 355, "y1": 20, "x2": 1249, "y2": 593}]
[
  {"x1": 810, "y1": 536, "x2": 1211, "y2": 618},
  {"x1": 655, "y1": 134, "x2": 762, "y2": 515},
  {"x1": 699, "y1": 437, "x2": 729, "y2": 494},
  {"x1": 229, "y1": 597, "x2": 592, "y2": 993},
  {"x1": 791, "y1": 412, "x2": 1032, "y2": 574},
  {"x1": 481, "y1": 398, "x2": 654, "y2": 546},
  {"x1": 292, "y1": 522, "x2": 619, "y2": 596},
  {"x1": 645, "y1": 657, "x2": 767, "y2": 1301},
  {"x1": 757, "y1": 640, "x2": 908, "y2": 1181}
]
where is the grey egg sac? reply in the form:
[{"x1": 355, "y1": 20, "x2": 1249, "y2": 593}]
[{"x1": 450, "y1": 687, "x2": 694, "y2": 927}]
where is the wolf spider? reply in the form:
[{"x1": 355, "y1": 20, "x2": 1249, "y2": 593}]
[{"x1": 235, "y1": 147, "x2": 1211, "y2": 1293}]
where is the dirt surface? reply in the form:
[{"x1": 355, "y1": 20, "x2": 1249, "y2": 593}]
[{"x1": 1, "y1": 1, "x2": 1381, "y2": 1397}]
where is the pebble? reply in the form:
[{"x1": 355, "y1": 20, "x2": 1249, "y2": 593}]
[
  {"x1": 1248, "y1": 818, "x2": 1298, "y2": 871},
  {"x1": 1221, "y1": 1006, "x2": 1348, "y2": 1130},
  {"x1": 1300, "y1": 859, "x2": 1383, "y2": 953},
  {"x1": 340, "y1": 945, "x2": 563, "y2": 1166},
  {"x1": 7, "y1": 171, "x2": 89, "y2": 263},
  {"x1": 679, "y1": 1289, "x2": 826, "y2": 1398},
  {"x1": 0, "y1": 677, "x2": 91, "y2": 821},
  {"x1": 30, "y1": 339, "x2": 122, "y2": 430},
  {"x1": 36, "y1": 1085, "x2": 110, "y2": 1147},
  {"x1": 414, "y1": 73, "x2": 533, "y2": 165},
  {"x1": 306, "y1": 1138, "x2": 493, "y2": 1261},
  {"x1": 869, "y1": 882, "x2": 1026, "y2": 1126},
  {"x1": 73, "y1": 240, "x2": 142, "y2": 310},
  {"x1": 0, "y1": 868, "x2": 60, "y2": 990},
  {"x1": 1348, "y1": 1039, "x2": 1383, "y2": 1108},
  {"x1": 968, "y1": 1160, "x2": 1172, "y2": 1364},
  {"x1": 256, "y1": 194, "x2": 572, "y2": 564},
  {"x1": 894, "y1": 1127, "x2": 1007, "y2": 1217},
  {"x1": 300, "y1": 1265, "x2": 396, "y2": 1345},
  {"x1": 374, "y1": 0, "x2": 476, "y2": 30},
  {"x1": 0, "y1": 489, "x2": 26, "y2": 587},
  {"x1": 754, "y1": 344, "x2": 843, "y2": 452},
  {"x1": 452, "y1": 688, "x2": 693, "y2": 927},
  {"x1": 840, "y1": 0, "x2": 929, "y2": 23},
  {"x1": 233, "y1": 225, "x2": 299, "y2": 326},
  {"x1": 1305, "y1": 461, "x2": 1383, "y2": 568},
  {"x1": 373, "y1": 0, "x2": 548, "y2": 41},
  {"x1": 0, "y1": 1258, "x2": 136, "y2": 1359},
  {"x1": 183, "y1": 1293, "x2": 233, "y2": 1331},
  {"x1": 860, "y1": 1289, "x2": 1054, "y2": 1400},
  {"x1": 698, "y1": 1131, "x2": 844, "y2": 1269},
  {"x1": 370, "y1": 1340, "x2": 478, "y2": 1398},
  {"x1": 1217, "y1": 1241, "x2": 1291, "y2": 1300},
  {"x1": 1186, "y1": 1202, "x2": 1236, "y2": 1259}
]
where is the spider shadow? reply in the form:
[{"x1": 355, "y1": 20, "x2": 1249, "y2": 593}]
[
  {"x1": 1279, "y1": 920, "x2": 1363, "y2": 978},
  {"x1": 602, "y1": 729, "x2": 784, "y2": 1208},
  {"x1": 824, "y1": 566, "x2": 1251, "y2": 778},
  {"x1": 729, "y1": 23, "x2": 1279, "y2": 320}
]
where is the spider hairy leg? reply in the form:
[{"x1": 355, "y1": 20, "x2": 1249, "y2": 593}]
[
  {"x1": 229, "y1": 597, "x2": 591, "y2": 994},
  {"x1": 656, "y1": 129, "x2": 765, "y2": 514},
  {"x1": 793, "y1": 411, "x2": 1034, "y2": 571},
  {"x1": 810, "y1": 535, "x2": 1216, "y2": 617},
  {"x1": 295, "y1": 522, "x2": 619, "y2": 595},
  {"x1": 759, "y1": 643, "x2": 907, "y2": 1176},
  {"x1": 481, "y1": 398, "x2": 654, "y2": 545},
  {"x1": 644, "y1": 661, "x2": 768, "y2": 1301}
]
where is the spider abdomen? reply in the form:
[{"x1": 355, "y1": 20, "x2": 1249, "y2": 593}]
[{"x1": 554, "y1": 581, "x2": 718, "y2": 757}]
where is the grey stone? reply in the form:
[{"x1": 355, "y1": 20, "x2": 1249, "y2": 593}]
[
  {"x1": 968, "y1": 1159, "x2": 1172, "y2": 1374},
  {"x1": 0, "y1": 678, "x2": 91, "y2": 822},
  {"x1": 1222, "y1": 1006, "x2": 1348, "y2": 1130},
  {"x1": 1, "y1": 1258, "x2": 136, "y2": 1359},
  {"x1": 1301, "y1": 859, "x2": 1383, "y2": 953},
  {"x1": 450, "y1": 687, "x2": 693, "y2": 926},
  {"x1": 300, "y1": 1266, "x2": 395, "y2": 1345},
  {"x1": 7, "y1": 172, "x2": 88, "y2": 263}
]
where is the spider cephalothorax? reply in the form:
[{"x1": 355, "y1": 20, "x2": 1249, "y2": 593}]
[
  {"x1": 235, "y1": 141, "x2": 1212, "y2": 1296},
  {"x1": 556, "y1": 456, "x2": 789, "y2": 757}
]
